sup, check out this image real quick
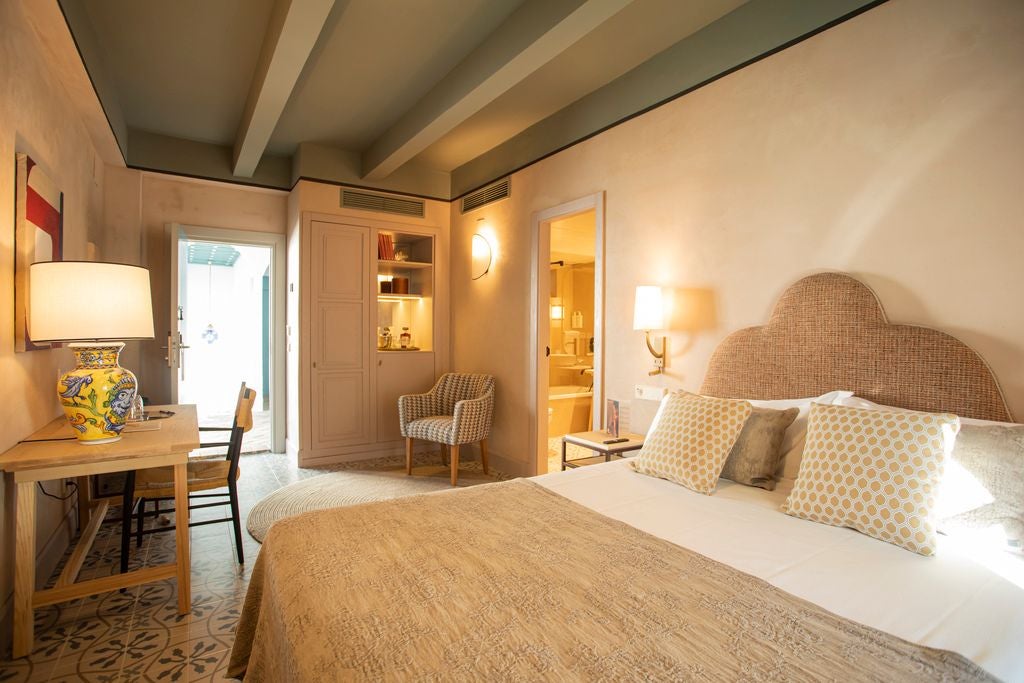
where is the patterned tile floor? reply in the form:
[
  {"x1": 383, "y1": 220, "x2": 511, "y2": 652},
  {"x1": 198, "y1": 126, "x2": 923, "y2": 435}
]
[{"x1": 0, "y1": 450, "x2": 484, "y2": 682}]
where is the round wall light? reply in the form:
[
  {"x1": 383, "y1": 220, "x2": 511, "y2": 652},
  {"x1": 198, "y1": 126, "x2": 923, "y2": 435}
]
[{"x1": 471, "y1": 233, "x2": 493, "y2": 280}]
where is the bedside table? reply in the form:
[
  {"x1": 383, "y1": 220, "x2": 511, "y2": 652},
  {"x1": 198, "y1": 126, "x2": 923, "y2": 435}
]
[{"x1": 561, "y1": 430, "x2": 645, "y2": 470}]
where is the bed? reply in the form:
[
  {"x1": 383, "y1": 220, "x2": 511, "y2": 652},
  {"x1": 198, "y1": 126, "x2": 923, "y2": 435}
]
[{"x1": 228, "y1": 273, "x2": 1023, "y2": 681}]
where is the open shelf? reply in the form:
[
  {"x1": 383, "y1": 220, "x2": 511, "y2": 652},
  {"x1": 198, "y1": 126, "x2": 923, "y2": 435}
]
[
  {"x1": 378, "y1": 259, "x2": 432, "y2": 271},
  {"x1": 377, "y1": 229, "x2": 434, "y2": 353}
]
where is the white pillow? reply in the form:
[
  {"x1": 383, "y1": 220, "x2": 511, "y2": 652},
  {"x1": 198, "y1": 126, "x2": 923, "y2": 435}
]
[
  {"x1": 837, "y1": 394, "x2": 1015, "y2": 428},
  {"x1": 747, "y1": 390, "x2": 853, "y2": 480}
]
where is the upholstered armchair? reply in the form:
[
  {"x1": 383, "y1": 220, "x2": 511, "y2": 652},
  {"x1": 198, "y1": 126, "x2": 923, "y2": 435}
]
[{"x1": 399, "y1": 373, "x2": 495, "y2": 485}]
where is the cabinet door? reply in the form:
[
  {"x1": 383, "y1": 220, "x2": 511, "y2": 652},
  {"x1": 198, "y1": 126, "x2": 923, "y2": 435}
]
[
  {"x1": 377, "y1": 352, "x2": 435, "y2": 442},
  {"x1": 310, "y1": 220, "x2": 371, "y2": 449}
]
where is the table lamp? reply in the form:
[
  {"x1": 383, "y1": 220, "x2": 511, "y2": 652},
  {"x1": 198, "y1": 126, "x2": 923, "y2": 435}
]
[{"x1": 29, "y1": 261, "x2": 155, "y2": 444}]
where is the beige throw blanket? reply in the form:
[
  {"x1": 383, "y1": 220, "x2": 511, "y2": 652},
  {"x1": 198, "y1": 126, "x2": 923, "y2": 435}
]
[{"x1": 228, "y1": 480, "x2": 995, "y2": 681}]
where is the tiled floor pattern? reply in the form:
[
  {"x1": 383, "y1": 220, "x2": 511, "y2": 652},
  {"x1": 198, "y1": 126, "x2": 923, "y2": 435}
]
[{"x1": 0, "y1": 450, "x2": 489, "y2": 682}]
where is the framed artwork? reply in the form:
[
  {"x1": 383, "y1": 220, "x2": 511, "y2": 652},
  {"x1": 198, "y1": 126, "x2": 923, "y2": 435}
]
[
  {"x1": 15, "y1": 153, "x2": 63, "y2": 352},
  {"x1": 605, "y1": 398, "x2": 620, "y2": 437}
]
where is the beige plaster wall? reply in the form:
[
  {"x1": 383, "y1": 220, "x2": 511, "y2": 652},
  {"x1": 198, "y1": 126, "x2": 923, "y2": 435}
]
[
  {"x1": 101, "y1": 170, "x2": 289, "y2": 405},
  {"x1": 0, "y1": 0, "x2": 112, "y2": 638},
  {"x1": 450, "y1": 0, "x2": 1024, "y2": 475}
]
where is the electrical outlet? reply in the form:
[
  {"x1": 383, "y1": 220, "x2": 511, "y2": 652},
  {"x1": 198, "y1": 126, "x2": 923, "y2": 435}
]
[{"x1": 634, "y1": 384, "x2": 667, "y2": 401}]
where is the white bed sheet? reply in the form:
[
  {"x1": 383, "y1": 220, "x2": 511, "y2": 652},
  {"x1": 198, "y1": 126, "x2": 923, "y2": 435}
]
[{"x1": 535, "y1": 460, "x2": 1024, "y2": 681}]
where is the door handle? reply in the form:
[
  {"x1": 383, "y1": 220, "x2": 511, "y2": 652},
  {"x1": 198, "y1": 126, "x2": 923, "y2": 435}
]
[
  {"x1": 164, "y1": 333, "x2": 174, "y2": 367},
  {"x1": 545, "y1": 346, "x2": 550, "y2": 358},
  {"x1": 163, "y1": 334, "x2": 190, "y2": 367}
]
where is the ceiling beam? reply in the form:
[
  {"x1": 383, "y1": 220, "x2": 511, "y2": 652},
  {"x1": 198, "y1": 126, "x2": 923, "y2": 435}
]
[
  {"x1": 361, "y1": 0, "x2": 633, "y2": 181},
  {"x1": 232, "y1": 0, "x2": 335, "y2": 178}
]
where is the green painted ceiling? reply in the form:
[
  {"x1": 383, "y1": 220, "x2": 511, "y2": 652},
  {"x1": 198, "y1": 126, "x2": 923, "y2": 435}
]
[{"x1": 60, "y1": 0, "x2": 884, "y2": 198}]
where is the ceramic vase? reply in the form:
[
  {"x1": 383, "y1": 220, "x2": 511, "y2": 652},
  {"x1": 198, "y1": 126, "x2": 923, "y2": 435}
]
[{"x1": 58, "y1": 342, "x2": 138, "y2": 444}]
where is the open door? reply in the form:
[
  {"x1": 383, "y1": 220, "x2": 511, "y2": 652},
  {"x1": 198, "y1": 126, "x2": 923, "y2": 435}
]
[
  {"x1": 166, "y1": 222, "x2": 286, "y2": 454},
  {"x1": 165, "y1": 224, "x2": 189, "y2": 404},
  {"x1": 529, "y1": 194, "x2": 605, "y2": 476}
]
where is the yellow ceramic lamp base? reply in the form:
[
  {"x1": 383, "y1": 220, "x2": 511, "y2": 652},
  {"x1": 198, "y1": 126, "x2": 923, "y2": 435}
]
[{"x1": 58, "y1": 342, "x2": 138, "y2": 445}]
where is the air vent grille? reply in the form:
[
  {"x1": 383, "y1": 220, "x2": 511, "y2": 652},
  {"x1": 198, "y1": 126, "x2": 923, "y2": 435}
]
[
  {"x1": 341, "y1": 189, "x2": 424, "y2": 217},
  {"x1": 461, "y1": 178, "x2": 510, "y2": 213}
]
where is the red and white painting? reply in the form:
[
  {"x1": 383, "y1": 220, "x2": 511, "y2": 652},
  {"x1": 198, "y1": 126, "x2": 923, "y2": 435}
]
[{"x1": 15, "y1": 153, "x2": 64, "y2": 352}]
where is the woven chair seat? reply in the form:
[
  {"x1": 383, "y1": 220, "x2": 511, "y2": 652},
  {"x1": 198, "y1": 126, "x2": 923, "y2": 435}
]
[{"x1": 134, "y1": 460, "x2": 240, "y2": 498}]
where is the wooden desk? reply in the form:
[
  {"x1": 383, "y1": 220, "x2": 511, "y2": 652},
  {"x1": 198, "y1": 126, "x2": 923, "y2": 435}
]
[{"x1": 0, "y1": 404, "x2": 199, "y2": 658}]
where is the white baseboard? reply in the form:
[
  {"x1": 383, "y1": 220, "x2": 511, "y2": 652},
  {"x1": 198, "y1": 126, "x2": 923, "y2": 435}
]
[
  {"x1": 297, "y1": 440, "x2": 436, "y2": 468},
  {"x1": 293, "y1": 440, "x2": 527, "y2": 476}
]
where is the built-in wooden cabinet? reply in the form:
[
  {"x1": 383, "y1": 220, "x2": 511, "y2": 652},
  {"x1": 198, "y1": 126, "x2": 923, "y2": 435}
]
[
  {"x1": 310, "y1": 220, "x2": 372, "y2": 449},
  {"x1": 301, "y1": 212, "x2": 445, "y2": 464}
]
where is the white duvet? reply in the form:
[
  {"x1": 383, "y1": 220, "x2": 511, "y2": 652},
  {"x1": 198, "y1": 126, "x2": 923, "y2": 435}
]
[{"x1": 535, "y1": 460, "x2": 1024, "y2": 681}]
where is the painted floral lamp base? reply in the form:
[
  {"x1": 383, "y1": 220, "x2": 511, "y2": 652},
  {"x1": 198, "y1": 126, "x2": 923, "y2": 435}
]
[{"x1": 58, "y1": 342, "x2": 137, "y2": 444}]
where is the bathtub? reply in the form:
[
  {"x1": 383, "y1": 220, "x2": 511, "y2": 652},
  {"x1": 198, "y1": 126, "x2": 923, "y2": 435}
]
[{"x1": 548, "y1": 385, "x2": 593, "y2": 437}]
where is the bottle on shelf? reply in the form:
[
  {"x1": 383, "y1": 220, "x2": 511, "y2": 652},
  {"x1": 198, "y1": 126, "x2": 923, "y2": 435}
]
[{"x1": 399, "y1": 327, "x2": 411, "y2": 349}]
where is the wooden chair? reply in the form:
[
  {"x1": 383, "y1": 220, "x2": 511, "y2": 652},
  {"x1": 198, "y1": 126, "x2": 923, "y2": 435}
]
[
  {"x1": 398, "y1": 373, "x2": 495, "y2": 486},
  {"x1": 119, "y1": 383, "x2": 255, "y2": 569}
]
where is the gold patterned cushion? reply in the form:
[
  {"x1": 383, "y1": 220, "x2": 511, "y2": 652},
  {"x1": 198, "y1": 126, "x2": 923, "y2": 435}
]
[
  {"x1": 782, "y1": 404, "x2": 959, "y2": 556},
  {"x1": 631, "y1": 391, "x2": 752, "y2": 494}
]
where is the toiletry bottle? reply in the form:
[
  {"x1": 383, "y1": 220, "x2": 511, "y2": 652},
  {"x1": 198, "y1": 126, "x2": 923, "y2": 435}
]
[{"x1": 400, "y1": 327, "x2": 411, "y2": 349}]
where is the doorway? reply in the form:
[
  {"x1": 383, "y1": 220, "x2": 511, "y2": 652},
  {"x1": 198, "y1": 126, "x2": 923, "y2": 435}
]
[
  {"x1": 530, "y1": 193, "x2": 605, "y2": 475},
  {"x1": 168, "y1": 224, "x2": 286, "y2": 454}
]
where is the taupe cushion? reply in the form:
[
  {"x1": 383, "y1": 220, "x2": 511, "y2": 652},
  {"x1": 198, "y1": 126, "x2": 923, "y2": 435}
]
[
  {"x1": 938, "y1": 423, "x2": 1024, "y2": 552},
  {"x1": 720, "y1": 407, "x2": 798, "y2": 490}
]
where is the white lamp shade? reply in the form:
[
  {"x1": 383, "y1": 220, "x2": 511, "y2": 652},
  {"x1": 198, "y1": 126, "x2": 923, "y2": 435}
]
[
  {"x1": 633, "y1": 285, "x2": 665, "y2": 330},
  {"x1": 29, "y1": 261, "x2": 155, "y2": 342},
  {"x1": 471, "y1": 233, "x2": 492, "y2": 279}
]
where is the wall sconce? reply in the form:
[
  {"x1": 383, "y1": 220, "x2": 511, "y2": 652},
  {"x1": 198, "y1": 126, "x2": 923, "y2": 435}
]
[
  {"x1": 471, "y1": 222, "x2": 493, "y2": 280},
  {"x1": 633, "y1": 285, "x2": 666, "y2": 375},
  {"x1": 550, "y1": 297, "x2": 564, "y2": 320}
]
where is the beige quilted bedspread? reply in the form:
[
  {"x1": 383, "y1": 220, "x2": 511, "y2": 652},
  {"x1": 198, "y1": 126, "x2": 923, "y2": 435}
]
[{"x1": 228, "y1": 479, "x2": 995, "y2": 681}]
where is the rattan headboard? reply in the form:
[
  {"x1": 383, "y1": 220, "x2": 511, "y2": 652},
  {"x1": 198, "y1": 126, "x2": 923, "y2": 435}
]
[{"x1": 699, "y1": 272, "x2": 1013, "y2": 422}]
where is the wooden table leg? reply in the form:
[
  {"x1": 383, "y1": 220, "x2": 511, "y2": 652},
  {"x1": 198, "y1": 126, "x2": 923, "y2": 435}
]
[
  {"x1": 173, "y1": 462, "x2": 191, "y2": 614},
  {"x1": 13, "y1": 480, "x2": 36, "y2": 658}
]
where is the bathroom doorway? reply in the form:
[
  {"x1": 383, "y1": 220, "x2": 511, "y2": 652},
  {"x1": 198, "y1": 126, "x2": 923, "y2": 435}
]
[{"x1": 529, "y1": 193, "x2": 605, "y2": 475}]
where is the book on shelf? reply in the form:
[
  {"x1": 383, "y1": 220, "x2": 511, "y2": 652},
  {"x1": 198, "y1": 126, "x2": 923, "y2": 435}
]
[{"x1": 377, "y1": 234, "x2": 395, "y2": 260}]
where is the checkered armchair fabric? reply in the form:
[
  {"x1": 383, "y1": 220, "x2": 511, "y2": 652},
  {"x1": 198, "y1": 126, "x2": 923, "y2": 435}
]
[{"x1": 399, "y1": 373, "x2": 495, "y2": 446}]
